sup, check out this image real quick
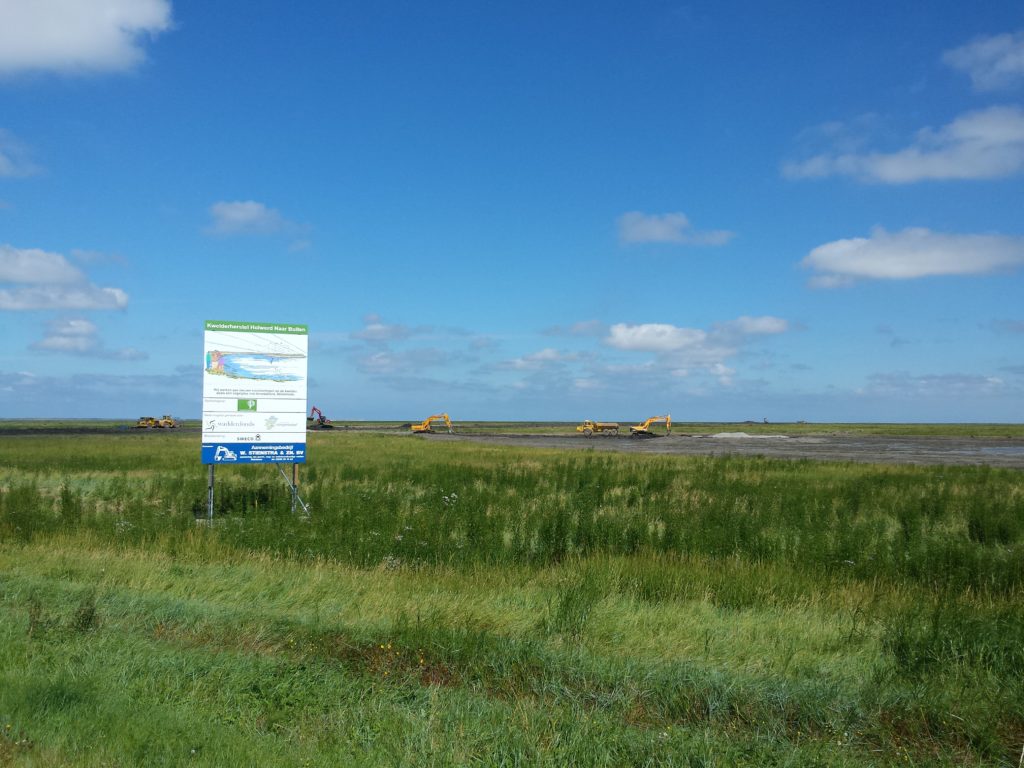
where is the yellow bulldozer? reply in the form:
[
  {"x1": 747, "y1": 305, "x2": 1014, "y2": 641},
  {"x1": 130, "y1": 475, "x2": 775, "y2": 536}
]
[
  {"x1": 135, "y1": 414, "x2": 179, "y2": 429},
  {"x1": 411, "y1": 413, "x2": 454, "y2": 434},
  {"x1": 630, "y1": 414, "x2": 671, "y2": 437}
]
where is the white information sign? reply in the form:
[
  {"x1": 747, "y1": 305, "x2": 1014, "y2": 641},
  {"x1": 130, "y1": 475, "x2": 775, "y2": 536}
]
[{"x1": 201, "y1": 320, "x2": 308, "y2": 464}]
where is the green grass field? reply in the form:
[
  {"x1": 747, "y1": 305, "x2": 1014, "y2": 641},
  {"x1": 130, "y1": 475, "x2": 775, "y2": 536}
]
[
  {"x1": 1, "y1": 430, "x2": 1022, "y2": 766},
  {"x1": 4, "y1": 419, "x2": 1024, "y2": 437}
]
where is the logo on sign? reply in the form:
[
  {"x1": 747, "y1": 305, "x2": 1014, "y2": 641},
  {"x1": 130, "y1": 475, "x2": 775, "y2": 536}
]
[{"x1": 214, "y1": 446, "x2": 237, "y2": 462}]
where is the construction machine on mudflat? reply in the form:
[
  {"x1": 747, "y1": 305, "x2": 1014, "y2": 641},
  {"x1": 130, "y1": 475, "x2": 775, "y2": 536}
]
[
  {"x1": 630, "y1": 414, "x2": 671, "y2": 437},
  {"x1": 411, "y1": 414, "x2": 454, "y2": 434}
]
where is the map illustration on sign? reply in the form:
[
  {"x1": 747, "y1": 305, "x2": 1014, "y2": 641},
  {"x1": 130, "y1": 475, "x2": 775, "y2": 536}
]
[
  {"x1": 201, "y1": 320, "x2": 308, "y2": 464},
  {"x1": 206, "y1": 349, "x2": 304, "y2": 382}
]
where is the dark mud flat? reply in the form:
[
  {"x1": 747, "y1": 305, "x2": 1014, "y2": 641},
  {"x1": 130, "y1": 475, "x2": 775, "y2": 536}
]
[
  {"x1": 432, "y1": 432, "x2": 1024, "y2": 468},
  {"x1": 0, "y1": 426, "x2": 202, "y2": 436}
]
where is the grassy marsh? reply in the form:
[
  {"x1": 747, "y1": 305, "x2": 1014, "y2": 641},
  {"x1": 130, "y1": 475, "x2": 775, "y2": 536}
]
[{"x1": 1, "y1": 430, "x2": 1022, "y2": 766}]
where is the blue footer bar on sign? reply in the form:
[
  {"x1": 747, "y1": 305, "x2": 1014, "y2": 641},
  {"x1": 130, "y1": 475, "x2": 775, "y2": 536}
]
[{"x1": 201, "y1": 443, "x2": 307, "y2": 464}]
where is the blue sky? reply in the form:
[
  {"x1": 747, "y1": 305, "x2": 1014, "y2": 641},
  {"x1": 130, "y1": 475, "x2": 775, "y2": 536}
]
[{"x1": 1, "y1": 0, "x2": 1023, "y2": 421}]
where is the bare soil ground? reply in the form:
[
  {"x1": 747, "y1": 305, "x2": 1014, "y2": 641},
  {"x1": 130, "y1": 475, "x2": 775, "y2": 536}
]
[
  {"x1": 3, "y1": 424, "x2": 1022, "y2": 468},
  {"x1": 426, "y1": 432, "x2": 1024, "y2": 468}
]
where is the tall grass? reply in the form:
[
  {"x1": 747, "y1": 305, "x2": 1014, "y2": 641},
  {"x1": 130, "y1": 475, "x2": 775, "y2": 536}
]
[
  {"x1": 1, "y1": 431, "x2": 1022, "y2": 765},
  {"x1": 3, "y1": 434, "x2": 1021, "y2": 591}
]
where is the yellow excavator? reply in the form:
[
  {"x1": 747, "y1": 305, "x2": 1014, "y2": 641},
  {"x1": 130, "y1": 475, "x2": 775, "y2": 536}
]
[
  {"x1": 630, "y1": 414, "x2": 671, "y2": 437},
  {"x1": 411, "y1": 413, "x2": 454, "y2": 434}
]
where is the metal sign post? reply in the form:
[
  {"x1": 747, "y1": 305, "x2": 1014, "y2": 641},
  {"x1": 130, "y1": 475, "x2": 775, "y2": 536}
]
[
  {"x1": 207, "y1": 465, "x2": 215, "y2": 520},
  {"x1": 278, "y1": 462, "x2": 309, "y2": 516}
]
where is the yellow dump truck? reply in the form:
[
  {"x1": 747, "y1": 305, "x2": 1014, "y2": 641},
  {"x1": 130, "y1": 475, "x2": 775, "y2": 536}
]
[{"x1": 576, "y1": 420, "x2": 619, "y2": 437}]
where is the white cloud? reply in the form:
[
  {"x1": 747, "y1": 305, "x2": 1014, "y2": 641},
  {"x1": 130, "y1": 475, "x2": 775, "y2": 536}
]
[
  {"x1": 617, "y1": 211, "x2": 734, "y2": 246},
  {"x1": 606, "y1": 323, "x2": 708, "y2": 352},
  {"x1": 860, "y1": 372, "x2": 1007, "y2": 398},
  {"x1": 0, "y1": 244, "x2": 83, "y2": 283},
  {"x1": 604, "y1": 315, "x2": 789, "y2": 383},
  {"x1": 46, "y1": 318, "x2": 96, "y2": 339},
  {"x1": 33, "y1": 318, "x2": 97, "y2": 353},
  {"x1": 355, "y1": 347, "x2": 455, "y2": 376},
  {"x1": 784, "y1": 106, "x2": 1024, "y2": 183},
  {"x1": 529, "y1": 348, "x2": 563, "y2": 362},
  {"x1": 0, "y1": 284, "x2": 128, "y2": 310},
  {"x1": 31, "y1": 317, "x2": 145, "y2": 359},
  {"x1": 943, "y1": 30, "x2": 1024, "y2": 91},
  {"x1": 345, "y1": 315, "x2": 483, "y2": 384},
  {"x1": 791, "y1": 115, "x2": 879, "y2": 156},
  {"x1": 206, "y1": 200, "x2": 289, "y2": 235},
  {"x1": 0, "y1": 368, "x2": 193, "y2": 417},
  {"x1": 803, "y1": 227, "x2": 1024, "y2": 287},
  {"x1": 708, "y1": 362, "x2": 735, "y2": 386},
  {"x1": 0, "y1": 130, "x2": 39, "y2": 177},
  {"x1": 715, "y1": 315, "x2": 790, "y2": 336},
  {"x1": 354, "y1": 320, "x2": 405, "y2": 343},
  {"x1": 0, "y1": 0, "x2": 172, "y2": 75},
  {"x1": 499, "y1": 348, "x2": 581, "y2": 371},
  {"x1": 806, "y1": 274, "x2": 854, "y2": 290},
  {"x1": 0, "y1": 244, "x2": 129, "y2": 310},
  {"x1": 357, "y1": 350, "x2": 403, "y2": 375},
  {"x1": 351, "y1": 314, "x2": 426, "y2": 343},
  {"x1": 567, "y1": 320, "x2": 604, "y2": 336},
  {"x1": 543, "y1": 319, "x2": 605, "y2": 337},
  {"x1": 70, "y1": 248, "x2": 126, "y2": 265}
]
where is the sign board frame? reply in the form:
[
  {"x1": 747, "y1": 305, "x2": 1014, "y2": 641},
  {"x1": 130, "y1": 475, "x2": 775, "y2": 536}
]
[{"x1": 201, "y1": 320, "x2": 308, "y2": 465}]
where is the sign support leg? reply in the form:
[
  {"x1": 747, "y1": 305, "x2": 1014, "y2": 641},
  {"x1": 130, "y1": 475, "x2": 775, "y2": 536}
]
[
  {"x1": 277, "y1": 463, "x2": 310, "y2": 516},
  {"x1": 207, "y1": 464, "x2": 215, "y2": 520},
  {"x1": 291, "y1": 463, "x2": 298, "y2": 514}
]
